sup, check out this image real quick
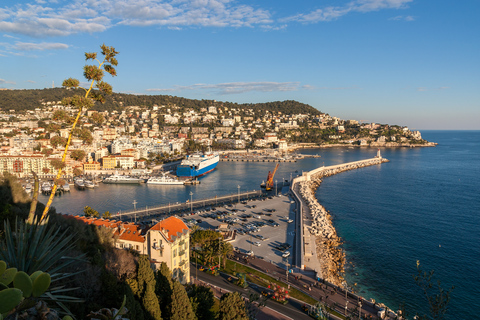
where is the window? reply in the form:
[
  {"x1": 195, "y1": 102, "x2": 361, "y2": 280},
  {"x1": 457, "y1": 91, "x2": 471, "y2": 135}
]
[
  {"x1": 173, "y1": 249, "x2": 177, "y2": 258},
  {"x1": 174, "y1": 259, "x2": 176, "y2": 267}
]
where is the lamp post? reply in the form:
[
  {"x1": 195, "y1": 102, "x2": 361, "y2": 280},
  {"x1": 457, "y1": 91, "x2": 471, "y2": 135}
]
[
  {"x1": 285, "y1": 257, "x2": 289, "y2": 283},
  {"x1": 133, "y1": 200, "x2": 137, "y2": 223},
  {"x1": 358, "y1": 300, "x2": 362, "y2": 320},
  {"x1": 275, "y1": 179, "x2": 278, "y2": 196},
  {"x1": 218, "y1": 237, "x2": 222, "y2": 269},
  {"x1": 190, "y1": 191, "x2": 193, "y2": 214},
  {"x1": 344, "y1": 282, "x2": 349, "y2": 317},
  {"x1": 237, "y1": 185, "x2": 240, "y2": 206}
]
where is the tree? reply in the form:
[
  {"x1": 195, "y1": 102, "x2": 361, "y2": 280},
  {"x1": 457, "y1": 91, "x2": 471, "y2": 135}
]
[
  {"x1": 103, "y1": 211, "x2": 112, "y2": 219},
  {"x1": 84, "y1": 206, "x2": 99, "y2": 218},
  {"x1": 70, "y1": 149, "x2": 87, "y2": 161},
  {"x1": 219, "y1": 241, "x2": 234, "y2": 268},
  {"x1": 137, "y1": 256, "x2": 162, "y2": 320},
  {"x1": 90, "y1": 112, "x2": 105, "y2": 125},
  {"x1": 40, "y1": 44, "x2": 118, "y2": 222},
  {"x1": 219, "y1": 292, "x2": 248, "y2": 320},
  {"x1": 73, "y1": 167, "x2": 83, "y2": 176},
  {"x1": 50, "y1": 135, "x2": 67, "y2": 148},
  {"x1": 170, "y1": 281, "x2": 196, "y2": 320},
  {"x1": 414, "y1": 261, "x2": 454, "y2": 320},
  {"x1": 50, "y1": 159, "x2": 66, "y2": 170},
  {"x1": 155, "y1": 262, "x2": 173, "y2": 319},
  {"x1": 187, "y1": 284, "x2": 215, "y2": 320}
]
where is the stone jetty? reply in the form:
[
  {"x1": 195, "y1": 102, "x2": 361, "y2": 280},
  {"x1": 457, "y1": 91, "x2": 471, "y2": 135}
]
[{"x1": 294, "y1": 155, "x2": 389, "y2": 286}]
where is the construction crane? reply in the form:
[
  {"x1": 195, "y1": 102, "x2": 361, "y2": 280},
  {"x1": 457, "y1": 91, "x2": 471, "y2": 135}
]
[{"x1": 265, "y1": 163, "x2": 279, "y2": 191}]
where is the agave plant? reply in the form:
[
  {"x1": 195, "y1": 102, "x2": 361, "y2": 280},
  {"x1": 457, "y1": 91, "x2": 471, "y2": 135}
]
[{"x1": 0, "y1": 218, "x2": 85, "y2": 317}]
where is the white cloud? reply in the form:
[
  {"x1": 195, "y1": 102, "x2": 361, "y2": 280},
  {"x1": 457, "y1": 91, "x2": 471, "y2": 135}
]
[
  {"x1": 147, "y1": 81, "x2": 301, "y2": 95},
  {"x1": 389, "y1": 15, "x2": 415, "y2": 21},
  {"x1": 0, "y1": 0, "x2": 272, "y2": 37},
  {"x1": 0, "y1": 78, "x2": 16, "y2": 85},
  {"x1": 283, "y1": 0, "x2": 413, "y2": 23},
  {"x1": 13, "y1": 41, "x2": 69, "y2": 51}
]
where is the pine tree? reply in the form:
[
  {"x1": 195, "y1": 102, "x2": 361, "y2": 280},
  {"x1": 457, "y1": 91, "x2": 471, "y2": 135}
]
[
  {"x1": 143, "y1": 283, "x2": 162, "y2": 320},
  {"x1": 170, "y1": 281, "x2": 196, "y2": 320},
  {"x1": 155, "y1": 262, "x2": 173, "y2": 319},
  {"x1": 219, "y1": 292, "x2": 248, "y2": 320},
  {"x1": 187, "y1": 285, "x2": 215, "y2": 320}
]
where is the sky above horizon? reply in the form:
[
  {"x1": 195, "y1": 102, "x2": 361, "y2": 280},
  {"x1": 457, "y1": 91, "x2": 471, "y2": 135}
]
[{"x1": 1, "y1": 0, "x2": 479, "y2": 130}]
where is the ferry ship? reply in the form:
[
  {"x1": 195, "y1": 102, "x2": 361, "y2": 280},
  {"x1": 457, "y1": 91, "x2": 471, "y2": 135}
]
[
  {"x1": 147, "y1": 173, "x2": 184, "y2": 185},
  {"x1": 176, "y1": 152, "x2": 219, "y2": 178},
  {"x1": 103, "y1": 174, "x2": 143, "y2": 184}
]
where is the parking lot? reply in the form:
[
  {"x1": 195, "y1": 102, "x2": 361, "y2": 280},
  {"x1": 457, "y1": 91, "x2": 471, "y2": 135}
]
[{"x1": 183, "y1": 186, "x2": 296, "y2": 270}]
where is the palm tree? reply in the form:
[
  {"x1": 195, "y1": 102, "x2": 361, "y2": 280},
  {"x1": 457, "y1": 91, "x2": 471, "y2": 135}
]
[{"x1": 219, "y1": 241, "x2": 233, "y2": 268}]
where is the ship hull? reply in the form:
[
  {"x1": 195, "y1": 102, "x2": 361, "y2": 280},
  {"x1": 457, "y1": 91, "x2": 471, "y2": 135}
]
[{"x1": 176, "y1": 160, "x2": 218, "y2": 178}]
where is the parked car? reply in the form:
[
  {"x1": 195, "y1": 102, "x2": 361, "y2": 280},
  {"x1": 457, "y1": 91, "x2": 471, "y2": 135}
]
[
  {"x1": 253, "y1": 241, "x2": 261, "y2": 247},
  {"x1": 246, "y1": 250, "x2": 254, "y2": 256},
  {"x1": 282, "y1": 251, "x2": 290, "y2": 258}
]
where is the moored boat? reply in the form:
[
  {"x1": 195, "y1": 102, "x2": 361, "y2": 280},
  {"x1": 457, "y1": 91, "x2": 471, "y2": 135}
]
[
  {"x1": 147, "y1": 173, "x2": 184, "y2": 185},
  {"x1": 74, "y1": 178, "x2": 85, "y2": 190},
  {"x1": 84, "y1": 180, "x2": 95, "y2": 188},
  {"x1": 103, "y1": 174, "x2": 143, "y2": 184}
]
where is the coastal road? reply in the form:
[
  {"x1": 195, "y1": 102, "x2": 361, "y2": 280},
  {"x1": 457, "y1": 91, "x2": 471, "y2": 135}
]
[{"x1": 192, "y1": 264, "x2": 313, "y2": 320}]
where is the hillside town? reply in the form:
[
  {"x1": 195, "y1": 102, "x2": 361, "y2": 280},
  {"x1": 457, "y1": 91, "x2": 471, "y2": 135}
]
[{"x1": 0, "y1": 99, "x2": 431, "y2": 178}]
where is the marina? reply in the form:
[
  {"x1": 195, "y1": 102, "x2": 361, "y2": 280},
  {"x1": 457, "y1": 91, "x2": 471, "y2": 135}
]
[{"x1": 31, "y1": 137, "x2": 479, "y2": 319}]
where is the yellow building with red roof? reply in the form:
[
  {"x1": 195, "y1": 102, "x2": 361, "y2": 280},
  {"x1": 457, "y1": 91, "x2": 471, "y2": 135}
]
[{"x1": 70, "y1": 215, "x2": 190, "y2": 283}]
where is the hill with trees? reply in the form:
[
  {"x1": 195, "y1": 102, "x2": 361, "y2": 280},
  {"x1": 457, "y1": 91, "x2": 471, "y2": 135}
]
[{"x1": 0, "y1": 88, "x2": 322, "y2": 115}]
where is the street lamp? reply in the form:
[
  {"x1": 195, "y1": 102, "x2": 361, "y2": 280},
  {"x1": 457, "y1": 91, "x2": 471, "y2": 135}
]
[
  {"x1": 237, "y1": 185, "x2": 240, "y2": 206},
  {"x1": 343, "y1": 282, "x2": 349, "y2": 317},
  {"x1": 275, "y1": 179, "x2": 278, "y2": 196},
  {"x1": 190, "y1": 192, "x2": 193, "y2": 214},
  {"x1": 285, "y1": 257, "x2": 289, "y2": 283},
  {"x1": 358, "y1": 300, "x2": 362, "y2": 320}
]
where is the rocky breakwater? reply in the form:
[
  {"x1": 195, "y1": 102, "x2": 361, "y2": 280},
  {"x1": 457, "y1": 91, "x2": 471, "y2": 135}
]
[{"x1": 299, "y1": 157, "x2": 389, "y2": 286}]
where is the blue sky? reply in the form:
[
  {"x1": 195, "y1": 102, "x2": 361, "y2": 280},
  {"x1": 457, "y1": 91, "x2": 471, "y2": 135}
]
[{"x1": 1, "y1": 0, "x2": 479, "y2": 130}]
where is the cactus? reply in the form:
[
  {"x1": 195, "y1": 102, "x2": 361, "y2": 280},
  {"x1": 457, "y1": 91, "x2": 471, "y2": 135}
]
[
  {"x1": 32, "y1": 272, "x2": 51, "y2": 297},
  {"x1": 13, "y1": 271, "x2": 33, "y2": 298},
  {"x1": 0, "y1": 288, "x2": 23, "y2": 314},
  {"x1": 29, "y1": 270, "x2": 43, "y2": 283},
  {"x1": 0, "y1": 260, "x2": 6, "y2": 276},
  {"x1": 63, "y1": 316, "x2": 74, "y2": 320},
  {"x1": 0, "y1": 267, "x2": 17, "y2": 286}
]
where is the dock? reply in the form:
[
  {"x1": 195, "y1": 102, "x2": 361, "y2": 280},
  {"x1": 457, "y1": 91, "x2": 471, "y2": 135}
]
[{"x1": 114, "y1": 189, "x2": 264, "y2": 221}]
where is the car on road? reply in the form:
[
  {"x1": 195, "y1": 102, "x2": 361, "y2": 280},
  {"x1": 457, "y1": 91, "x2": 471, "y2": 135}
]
[
  {"x1": 287, "y1": 219, "x2": 294, "y2": 223},
  {"x1": 246, "y1": 250, "x2": 254, "y2": 256},
  {"x1": 282, "y1": 251, "x2": 290, "y2": 258},
  {"x1": 253, "y1": 241, "x2": 261, "y2": 247}
]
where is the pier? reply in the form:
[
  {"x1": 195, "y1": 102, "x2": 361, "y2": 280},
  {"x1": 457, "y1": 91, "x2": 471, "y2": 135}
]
[
  {"x1": 290, "y1": 154, "x2": 389, "y2": 275},
  {"x1": 220, "y1": 158, "x2": 296, "y2": 162},
  {"x1": 114, "y1": 189, "x2": 264, "y2": 221}
]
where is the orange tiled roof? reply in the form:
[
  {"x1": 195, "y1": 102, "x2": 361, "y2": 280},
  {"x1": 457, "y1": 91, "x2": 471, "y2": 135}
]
[
  {"x1": 150, "y1": 216, "x2": 189, "y2": 243},
  {"x1": 116, "y1": 222, "x2": 146, "y2": 243}
]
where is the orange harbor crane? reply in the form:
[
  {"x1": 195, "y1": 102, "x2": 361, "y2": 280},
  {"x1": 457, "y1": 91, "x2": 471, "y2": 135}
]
[{"x1": 265, "y1": 163, "x2": 280, "y2": 191}]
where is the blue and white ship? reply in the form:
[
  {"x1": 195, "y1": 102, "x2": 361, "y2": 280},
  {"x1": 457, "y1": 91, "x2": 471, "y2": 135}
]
[{"x1": 176, "y1": 152, "x2": 219, "y2": 178}]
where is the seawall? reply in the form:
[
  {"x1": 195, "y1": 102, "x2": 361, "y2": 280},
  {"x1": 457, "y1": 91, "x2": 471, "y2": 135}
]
[{"x1": 291, "y1": 156, "x2": 389, "y2": 286}]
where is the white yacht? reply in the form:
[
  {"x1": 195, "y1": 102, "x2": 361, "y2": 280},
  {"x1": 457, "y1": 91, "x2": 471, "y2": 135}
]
[
  {"x1": 147, "y1": 173, "x2": 184, "y2": 185},
  {"x1": 74, "y1": 178, "x2": 85, "y2": 190},
  {"x1": 103, "y1": 174, "x2": 143, "y2": 184}
]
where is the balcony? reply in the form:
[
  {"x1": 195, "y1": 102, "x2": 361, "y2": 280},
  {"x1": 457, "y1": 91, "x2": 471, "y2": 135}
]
[
  {"x1": 152, "y1": 243, "x2": 164, "y2": 250},
  {"x1": 179, "y1": 250, "x2": 186, "y2": 256},
  {"x1": 179, "y1": 259, "x2": 186, "y2": 266},
  {"x1": 179, "y1": 240, "x2": 185, "y2": 246}
]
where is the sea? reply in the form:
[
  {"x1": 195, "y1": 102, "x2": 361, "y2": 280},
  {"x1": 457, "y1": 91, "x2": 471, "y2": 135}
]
[{"x1": 40, "y1": 130, "x2": 480, "y2": 319}]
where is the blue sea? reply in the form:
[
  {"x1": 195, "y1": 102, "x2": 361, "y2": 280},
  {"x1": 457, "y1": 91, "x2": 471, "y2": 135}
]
[{"x1": 42, "y1": 131, "x2": 480, "y2": 319}]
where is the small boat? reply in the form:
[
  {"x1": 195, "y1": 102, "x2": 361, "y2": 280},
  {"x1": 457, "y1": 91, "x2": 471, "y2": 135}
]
[
  {"x1": 84, "y1": 180, "x2": 95, "y2": 189},
  {"x1": 74, "y1": 178, "x2": 85, "y2": 190},
  {"x1": 61, "y1": 182, "x2": 70, "y2": 192},
  {"x1": 24, "y1": 183, "x2": 32, "y2": 194},
  {"x1": 41, "y1": 181, "x2": 52, "y2": 194}
]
